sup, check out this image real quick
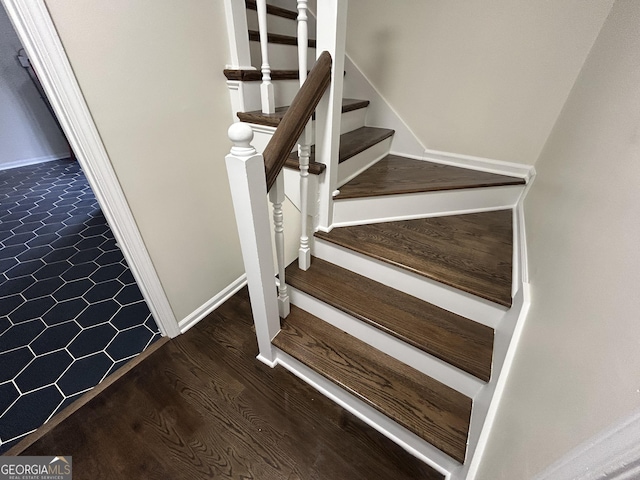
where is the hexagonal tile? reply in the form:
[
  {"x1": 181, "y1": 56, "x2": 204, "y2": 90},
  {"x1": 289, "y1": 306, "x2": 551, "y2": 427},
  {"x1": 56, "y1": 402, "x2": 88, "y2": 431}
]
[
  {"x1": 95, "y1": 250, "x2": 123, "y2": 266},
  {"x1": 98, "y1": 238, "x2": 118, "y2": 252},
  {"x1": 68, "y1": 248, "x2": 101, "y2": 265},
  {"x1": 57, "y1": 352, "x2": 112, "y2": 396},
  {"x1": 76, "y1": 300, "x2": 120, "y2": 328},
  {"x1": 41, "y1": 213, "x2": 70, "y2": 225},
  {"x1": 0, "y1": 276, "x2": 35, "y2": 298},
  {"x1": 33, "y1": 223, "x2": 62, "y2": 236},
  {"x1": 0, "y1": 385, "x2": 63, "y2": 439},
  {"x1": 114, "y1": 284, "x2": 144, "y2": 306},
  {"x1": 0, "y1": 294, "x2": 23, "y2": 316},
  {"x1": 42, "y1": 298, "x2": 89, "y2": 326},
  {"x1": 2, "y1": 231, "x2": 37, "y2": 246},
  {"x1": 68, "y1": 323, "x2": 117, "y2": 359},
  {"x1": 74, "y1": 236, "x2": 105, "y2": 251},
  {"x1": 0, "y1": 220, "x2": 21, "y2": 233},
  {"x1": 0, "y1": 347, "x2": 35, "y2": 383},
  {"x1": 0, "y1": 243, "x2": 30, "y2": 260},
  {"x1": 22, "y1": 277, "x2": 65, "y2": 300},
  {"x1": 1, "y1": 211, "x2": 31, "y2": 223},
  {"x1": 10, "y1": 222, "x2": 43, "y2": 234},
  {"x1": 26, "y1": 233, "x2": 59, "y2": 248},
  {"x1": 41, "y1": 246, "x2": 78, "y2": 264},
  {"x1": 16, "y1": 245, "x2": 53, "y2": 262},
  {"x1": 111, "y1": 302, "x2": 151, "y2": 331},
  {"x1": 0, "y1": 317, "x2": 10, "y2": 336},
  {"x1": 83, "y1": 280, "x2": 123, "y2": 304},
  {"x1": 61, "y1": 262, "x2": 99, "y2": 282},
  {"x1": 33, "y1": 260, "x2": 72, "y2": 280},
  {"x1": 30, "y1": 321, "x2": 81, "y2": 355},
  {"x1": 10, "y1": 296, "x2": 55, "y2": 324},
  {"x1": 90, "y1": 264, "x2": 125, "y2": 283},
  {"x1": 15, "y1": 350, "x2": 73, "y2": 393},
  {"x1": 0, "y1": 321, "x2": 47, "y2": 353},
  {"x1": 53, "y1": 279, "x2": 93, "y2": 301},
  {"x1": 106, "y1": 325, "x2": 153, "y2": 361},
  {"x1": 20, "y1": 211, "x2": 49, "y2": 224},
  {"x1": 5, "y1": 259, "x2": 45, "y2": 280},
  {"x1": 0, "y1": 382, "x2": 19, "y2": 415}
]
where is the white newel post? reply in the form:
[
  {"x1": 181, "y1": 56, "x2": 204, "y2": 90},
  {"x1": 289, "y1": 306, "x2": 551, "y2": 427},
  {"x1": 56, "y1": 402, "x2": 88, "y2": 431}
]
[
  {"x1": 225, "y1": 123, "x2": 280, "y2": 365},
  {"x1": 315, "y1": 0, "x2": 348, "y2": 231},
  {"x1": 269, "y1": 172, "x2": 290, "y2": 318},
  {"x1": 256, "y1": 0, "x2": 275, "y2": 114},
  {"x1": 297, "y1": 0, "x2": 312, "y2": 270}
]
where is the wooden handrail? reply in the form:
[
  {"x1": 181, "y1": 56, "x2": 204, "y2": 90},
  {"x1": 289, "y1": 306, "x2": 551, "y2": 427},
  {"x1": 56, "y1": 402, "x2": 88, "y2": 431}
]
[{"x1": 263, "y1": 51, "x2": 332, "y2": 191}]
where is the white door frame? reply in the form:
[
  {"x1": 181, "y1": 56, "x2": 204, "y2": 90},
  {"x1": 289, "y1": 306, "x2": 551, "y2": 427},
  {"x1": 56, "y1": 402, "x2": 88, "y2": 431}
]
[{"x1": 2, "y1": 0, "x2": 180, "y2": 337}]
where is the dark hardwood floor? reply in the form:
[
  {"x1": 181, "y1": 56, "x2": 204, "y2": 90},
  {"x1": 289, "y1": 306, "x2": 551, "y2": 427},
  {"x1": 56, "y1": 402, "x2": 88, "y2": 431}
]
[{"x1": 10, "y1": 287, "x2": 442, "y2": 480}]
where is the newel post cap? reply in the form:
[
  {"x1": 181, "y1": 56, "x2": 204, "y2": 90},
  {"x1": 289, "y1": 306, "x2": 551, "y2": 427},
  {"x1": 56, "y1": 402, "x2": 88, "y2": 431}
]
[{"x1": 228, "y1": 122, "x2": 257, "y2": 157}]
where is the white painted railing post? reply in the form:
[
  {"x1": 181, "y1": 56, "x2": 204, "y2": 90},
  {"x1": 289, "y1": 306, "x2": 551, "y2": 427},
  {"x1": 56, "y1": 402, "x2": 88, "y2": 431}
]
[
  {"x1": 225, "y1": 123, "x2": 280, "y2": 365},
  {"x1": 314, "y1": 0, "x2": 348, "y2": 231},
  {"x1": 269, "y1": 172, "x2": 290, "y2": 317},
  {"x1": 256, "y1": 0, "x2": 275, "y2": 114},
  {"x1": 297, "y1": 0, "x2": 312, "y2": 270}
]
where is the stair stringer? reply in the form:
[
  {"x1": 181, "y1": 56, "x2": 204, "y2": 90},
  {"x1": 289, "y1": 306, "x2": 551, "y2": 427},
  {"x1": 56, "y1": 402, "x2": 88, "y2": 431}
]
[{"x1": 295, "y1": 181, "x2": 534, "y2": 479}]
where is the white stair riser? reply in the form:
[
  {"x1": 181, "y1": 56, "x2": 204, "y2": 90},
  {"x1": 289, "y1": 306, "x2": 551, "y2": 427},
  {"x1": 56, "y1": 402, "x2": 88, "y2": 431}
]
[
  {"x1": 312, "y1": 237, "x2": 506, "y2": 329},
  {"x1": 246, "y1": 10, "x2": 295, "y2": 37},
  {"x1": 273, "y1": 349, "x2": 459, "y2": 476},
  {"x1": 289, "y1": 286, "x2": 484, "y2": 398},
  {"x1": 232, "y1": 79, "x2": 302, "y2": 112},
  {"x1": 337, "y1": 136, "x2": 392, "y2": 186},
  {"x1": 333, "y1": 185, "x2": 524, "y2": 227},
  {"x1": 250, "y1": 41, "x2": 316, "y2": 71}
]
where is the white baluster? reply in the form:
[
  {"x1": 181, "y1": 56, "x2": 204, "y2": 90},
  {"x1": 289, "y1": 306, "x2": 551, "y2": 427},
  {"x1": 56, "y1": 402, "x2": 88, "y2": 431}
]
[
  {"x1": 297, "y1": 0, "x2": 312, "y2": 270},
  {"x1": 256, "y1": 0, "x2": 275, "y2": 113},
  {"x1": 269, "y1": 172, "x2": 290, "y2": 318},
  {"x1": 225, "y1": 123, "x2": 279, "y2": 366}
]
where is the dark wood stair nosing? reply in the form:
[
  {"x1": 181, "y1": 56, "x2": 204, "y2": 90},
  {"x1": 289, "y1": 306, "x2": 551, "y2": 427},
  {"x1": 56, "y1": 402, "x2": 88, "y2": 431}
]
[
  {"x1": 273, "y1": 305, "x2": 472, "y2": 463},
  {"x1": 285, "y1": 257, "x2": 494, "y2": 382},
  {"x1": 245, "y1": 0, "x2": 298, "y2": 20},
  {"x1": 248, "y1": 30, "x2": 317, "y2": 48},
  {"x1": 224, "y1": 69, "x2": 300, "y2": 82}
]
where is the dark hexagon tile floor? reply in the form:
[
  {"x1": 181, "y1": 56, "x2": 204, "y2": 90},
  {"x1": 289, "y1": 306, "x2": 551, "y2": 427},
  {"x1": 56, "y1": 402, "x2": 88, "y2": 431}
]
[{"x1": 0, "y1": 159, "x2": 161, "y2": 453}]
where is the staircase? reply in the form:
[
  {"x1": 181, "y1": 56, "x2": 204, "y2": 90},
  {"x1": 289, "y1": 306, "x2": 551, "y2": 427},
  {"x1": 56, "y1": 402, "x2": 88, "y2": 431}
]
[{"x1": 223, "y1": 2, "x2": 533, "y2": 479}]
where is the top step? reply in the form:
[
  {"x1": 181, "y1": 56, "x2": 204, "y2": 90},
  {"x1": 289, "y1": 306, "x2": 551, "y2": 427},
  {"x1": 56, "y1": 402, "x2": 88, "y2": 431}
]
[
  {"x1": 335, "y1": 155, "x2": 525, "y2": 199},
  {"x1": 238, "y1": 98, "x2": 370, "y2": 128}
]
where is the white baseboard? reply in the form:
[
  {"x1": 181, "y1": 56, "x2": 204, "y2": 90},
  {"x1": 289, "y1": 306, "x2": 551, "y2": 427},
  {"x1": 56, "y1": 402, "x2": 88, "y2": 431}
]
[
  {"x1": 389, "y1": 149, "x2": 536, "y2": 182},
  {"x1": 178, "y1": 274, "x2": 247, "y2": 333},
  {"x1": 0, "y1": 152, "x2": 69, "y2": 171}
]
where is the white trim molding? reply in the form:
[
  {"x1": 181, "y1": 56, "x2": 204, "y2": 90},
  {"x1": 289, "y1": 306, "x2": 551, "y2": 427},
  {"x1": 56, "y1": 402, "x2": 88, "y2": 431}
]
[
  {"x1": 179, "y1": 275, "x2": 248, "y2": 333},
  {"x1": 2, "y1": 0, "x2": 180, "y2": 337},
  {"x1": 534, "y1": 408, "x2": 640, "y2": 480},
  {"x1": 0, "y1": 152, "x2": 69, "y2": 171}
]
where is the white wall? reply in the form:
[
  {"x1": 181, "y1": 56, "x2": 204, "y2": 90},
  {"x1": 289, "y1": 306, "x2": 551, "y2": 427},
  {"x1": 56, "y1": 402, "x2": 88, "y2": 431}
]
[
  {"x1": 44, "y1": 0, "x2": 245, "y2": 321},
  {"x1": 476, "y1": 1, "x2": 640, "y2": 478},
  {"x1": 0, "y1": 4, "x2": 67, "y2": 168},
  {"x1": 345, "y1": 0, "x2": 613, "y2": 165}
]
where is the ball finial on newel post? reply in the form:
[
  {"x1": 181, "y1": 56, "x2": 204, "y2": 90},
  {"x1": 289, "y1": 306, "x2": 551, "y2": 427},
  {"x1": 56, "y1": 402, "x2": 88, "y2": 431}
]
[{"x1": 228, "y1": 122, "x2": 256, "y2": 157}]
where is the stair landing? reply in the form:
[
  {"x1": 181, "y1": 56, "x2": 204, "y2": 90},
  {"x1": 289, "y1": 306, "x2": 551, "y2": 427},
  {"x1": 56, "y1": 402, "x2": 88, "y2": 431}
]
[
  {"x1": 335, "y1": 155, "x2": 525, "y2": 199},
  {"x1": 315, "y1": 210, "x2": 514, "y2": 307}
]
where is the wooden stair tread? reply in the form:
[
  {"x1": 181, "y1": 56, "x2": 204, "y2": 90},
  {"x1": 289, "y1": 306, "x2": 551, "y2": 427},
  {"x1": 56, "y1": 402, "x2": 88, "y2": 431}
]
[
  {"x1": 245, "y1": 0, "x2": 298, "y2": 20},
  {"x1": 315, "y1": 210, "x2": 514, "y2": 307},
  {"x1": 224, "y1": 69, "x2": 300, "y2": 81},
  {"x1": 237, "y1": 98, "x2": 370, "y2": 128},
  {"x1": 286, "y1": 126, "x2": 394, "y2": 171},
  {"x1": 335, "y1": 155, "x2": 526, "y2": 199},
  {"x1": 248, "y1": 30, "x2": 317, "y2": 48},
  {"x1": 285, "y1": 257, "x2": 494, "y2": 381},
  {"x1": 273, "y1": 305, "x2": 472, "y2": 463}
]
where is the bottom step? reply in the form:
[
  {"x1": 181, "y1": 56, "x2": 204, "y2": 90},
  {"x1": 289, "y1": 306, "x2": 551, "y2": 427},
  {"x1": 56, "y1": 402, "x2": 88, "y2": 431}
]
[{"x1": 273, "y1": 306, "x2": 472, "y2": 463}]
